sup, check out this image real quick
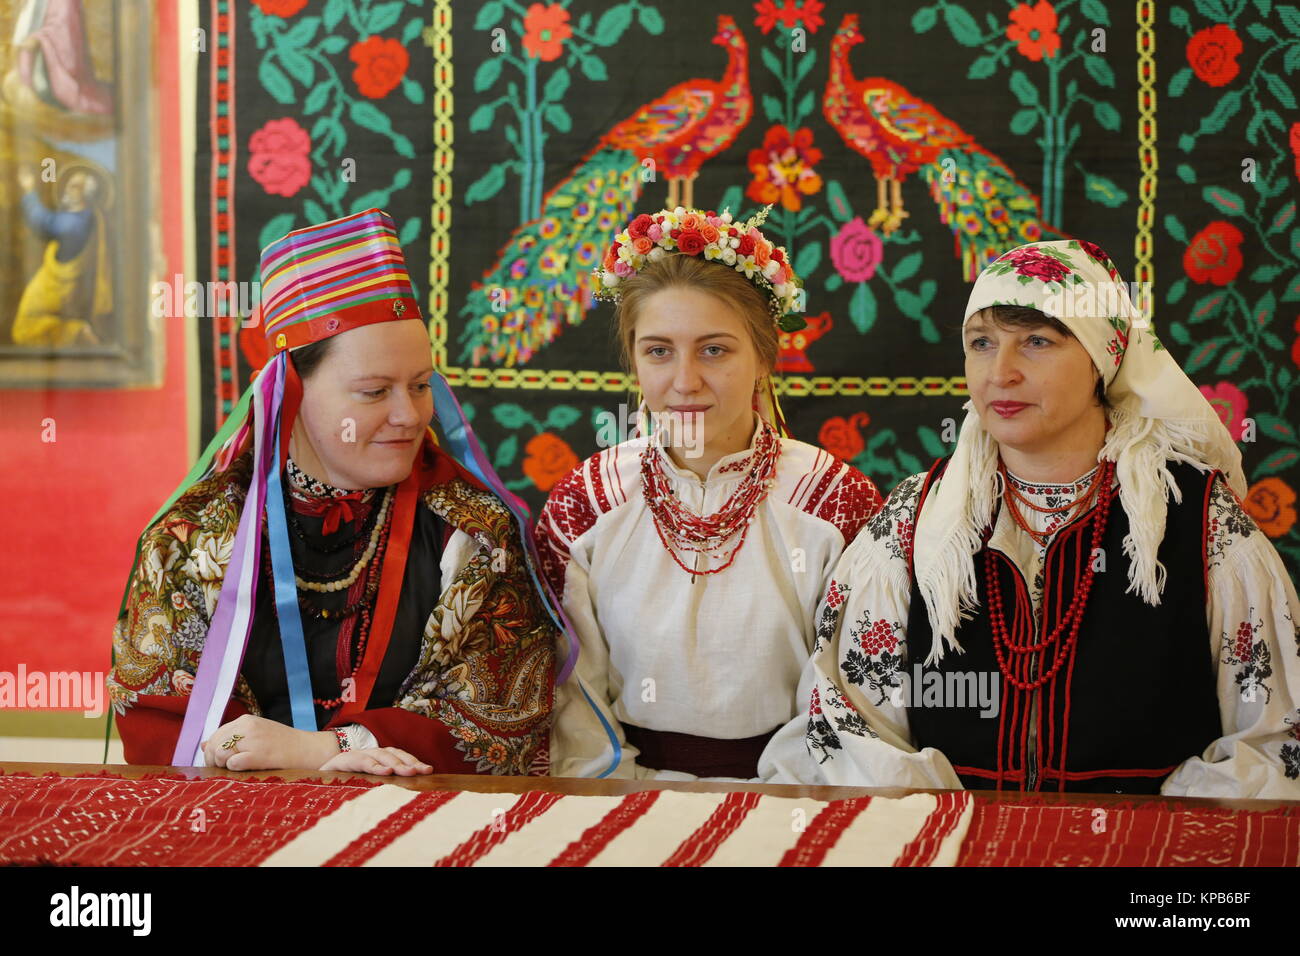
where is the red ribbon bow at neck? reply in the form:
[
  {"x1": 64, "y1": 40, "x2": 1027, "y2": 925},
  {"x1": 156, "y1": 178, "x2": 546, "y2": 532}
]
[{"x1": 292, "y1": 491, "x2": 369, "y2": 535}]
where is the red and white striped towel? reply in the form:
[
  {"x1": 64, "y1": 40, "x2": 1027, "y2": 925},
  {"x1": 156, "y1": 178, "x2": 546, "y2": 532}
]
[{"x1": 261, "y1": 787, "x2": 973, "y2": 867}]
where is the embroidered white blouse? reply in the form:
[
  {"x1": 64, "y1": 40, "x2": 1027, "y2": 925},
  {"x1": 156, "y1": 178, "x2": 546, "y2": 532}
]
[
  {"x1": 759, "y1": 466, "x2": 1300, "y2": 798},
  {"x1": 537, "y1": 422, "x2": 882, "y2": 780}
]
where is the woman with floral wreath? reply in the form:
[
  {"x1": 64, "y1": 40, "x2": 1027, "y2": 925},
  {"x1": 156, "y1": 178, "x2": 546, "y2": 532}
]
[
  {"x1": 760, "y1": 239, "x2": 1300, "y2": 797},
  {"x1": 537, "y1": 206, "x2": 884, "y2": 779}
]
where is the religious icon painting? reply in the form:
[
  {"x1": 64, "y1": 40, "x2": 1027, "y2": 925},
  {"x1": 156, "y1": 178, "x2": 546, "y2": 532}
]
[{"x1": 0, "y1": 0, "x2": 160, "y2": 387}]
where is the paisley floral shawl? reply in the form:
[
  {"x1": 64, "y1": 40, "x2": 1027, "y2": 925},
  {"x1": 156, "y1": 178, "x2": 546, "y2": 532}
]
[{"x1": 109, "y1": 442, "x2": 556, "y2": 775}]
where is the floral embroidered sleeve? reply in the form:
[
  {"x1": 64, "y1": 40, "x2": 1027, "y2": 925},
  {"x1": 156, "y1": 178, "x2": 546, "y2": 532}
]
[
  {"x1": 759, "y1": 473, "x2": 964, "y2": 788},
  {"x1": 1161, "y1": 476, "x2": 1300, "y2": 798}
]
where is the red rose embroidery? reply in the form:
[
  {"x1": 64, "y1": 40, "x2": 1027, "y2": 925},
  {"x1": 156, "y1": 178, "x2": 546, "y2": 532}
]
[
  {"x1": 818, "y1": 412, "x2": 870, "y2": 461},
  {"x1": 1184, "y1": 221, "x2": 1244, "y2": 285},
  {"x1": 1187, "y1": 24, "x2": 1242, "y2": 87},
  {"x1": 522, "y1": 432, "x2": 579, "y2": 492},
  {"x1": 247, "y1": 117, "x2": 311, "y2": 197},
  {"x1": 253, "y1": 0, "x2": 306, "y2": 18},
  {"x1": 349, "y1": 37, "x2": 409, "y2": 99},
  {"x1": 999, "y1": 246, "x2": 1072, "y2": 283}
]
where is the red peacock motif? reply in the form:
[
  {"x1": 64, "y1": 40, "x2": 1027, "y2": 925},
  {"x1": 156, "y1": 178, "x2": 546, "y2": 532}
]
[
  {"x1": 824, "y1": 13, "x2": 1065, "y2": 280},
  {"x1": 460, "y1": 15, "x2": 753, "y2": 367}
]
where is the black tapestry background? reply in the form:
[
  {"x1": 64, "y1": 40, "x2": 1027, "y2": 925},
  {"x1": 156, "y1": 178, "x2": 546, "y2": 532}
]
[{"x1": 193, "y1": 0, "x2": 1300, "y2": 582}]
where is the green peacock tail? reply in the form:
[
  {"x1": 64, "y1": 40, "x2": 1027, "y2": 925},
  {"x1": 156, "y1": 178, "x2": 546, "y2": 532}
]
[
  {"x1": 922, "y1": 146, "x2": 1061, "y2": 281},
  {"x1": 459, "y1": 147, "x2": 643, "y2": 367}
]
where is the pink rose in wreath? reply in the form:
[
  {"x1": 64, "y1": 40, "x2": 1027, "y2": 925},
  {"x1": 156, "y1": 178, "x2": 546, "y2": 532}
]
[{"x1": 247, "y1": 117, "x2": 312, "y2": 197}]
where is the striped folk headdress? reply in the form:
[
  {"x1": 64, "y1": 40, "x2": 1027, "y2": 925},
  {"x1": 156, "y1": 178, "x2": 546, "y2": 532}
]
[{"x1": 261, "y1": 209, "x2": 421, "y2": 353}]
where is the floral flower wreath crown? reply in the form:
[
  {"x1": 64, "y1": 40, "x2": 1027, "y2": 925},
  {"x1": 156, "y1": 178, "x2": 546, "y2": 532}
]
[{"x1": 594, "y1": 205, "x2": 808, "y2": 332}]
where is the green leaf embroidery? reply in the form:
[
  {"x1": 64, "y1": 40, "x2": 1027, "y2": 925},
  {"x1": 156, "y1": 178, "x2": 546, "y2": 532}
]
[
  {"x1": 892, "y1": 251, "x2": 923, "y2": 283},
  {"x1": 594, "y1": 6, "x2": 634, "y2": 45},
  {"x1": 1092, "y1": 101, "x2": 1121, "y2": 131},
  {"x1": 849, "y1": 281, "x2": 877, "y2": 334},
  {"x1": 794, "y1": 242, "x2": 822, "y2": 279},
  {"x1": 1164, "y1": 214, "x2": 1189, "y2": 244},
  {"x1": 1084, "y1": 56, "x2": 1115, "y2": 88},
  {"x1": 464, "y1": 162, "x2": 510, "y2": 205},
  {"x1": 399, "y1": 216, "x2": 421, "y2": 246},
  {"x1": 546, "y1": 104, "x2": 572, "y2": 132},
  {"x1": 912, "y1": 6, "x2": 938, "y2": 32},
  {"x1": 943, "y1": 5, "x2": 982, "y2": 45},
  {"x1": 1203, "y1": 185, "x2": 1247, "y2": 217},
  {"x1": 1189, "y1": 291, "x2": 1228, "y2": 324},
  {"x1": 474, "y1": 57, "x2": 503, "y2": 93},
  {"x1": 258, "y1": 60, "x2": 295, "y2": 105},
  {"x1": 475, "y1": 1, "x2": 504, "y2": 30},
  {"x1": 638, "y1": 7, "x2": 665, "y2": 34},
  {"x1": 543, "y1": 67, "x2": 570, "y2": 103},
  {"x1": 367, "y1": 1, "x2": 405, "y2": 35},
  {"x1": 493, "y1": 403, "x2": 540, "y2": 430},
  {"x1": 1010, "y1": 70, "x2": 1039, "y2": 106},
  {"x1": 1010, "y1": 108, "x2": 1038, "y2": 134},
  {"x1": 402, "y1": 17, "x2": 425, "y2": 46},
  {"x1": 259, "y1": 213, "x2": 296, "y2": 251}
]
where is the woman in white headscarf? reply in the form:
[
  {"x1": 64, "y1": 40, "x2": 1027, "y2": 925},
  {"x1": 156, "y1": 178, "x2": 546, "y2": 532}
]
[{"x1": 760, "y1": 239, "x2": 1300, "y2": 797}]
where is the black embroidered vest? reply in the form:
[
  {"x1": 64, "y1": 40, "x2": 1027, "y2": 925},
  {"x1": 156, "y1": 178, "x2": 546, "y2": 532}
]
[{"x1": 905, "y1": 458, "x2": 1221, "y2": 794}]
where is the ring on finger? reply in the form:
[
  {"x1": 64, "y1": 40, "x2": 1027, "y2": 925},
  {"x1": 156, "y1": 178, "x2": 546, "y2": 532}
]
[{"x1": 220, "y1": 733, "x2": 245, "y2": 751}]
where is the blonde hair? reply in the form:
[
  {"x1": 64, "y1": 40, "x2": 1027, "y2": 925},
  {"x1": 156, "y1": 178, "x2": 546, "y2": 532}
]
[{"x1": 612, "y1": 253, "x2": 779, "y2": 375}]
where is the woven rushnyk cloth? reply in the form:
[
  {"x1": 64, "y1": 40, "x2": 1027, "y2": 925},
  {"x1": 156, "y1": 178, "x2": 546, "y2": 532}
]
[
  {"x1": 0, "y1": 772, "x2": 969, "y2": 867},
  {"x1": 4, "y1": 772, "x2": 1298, "y2": 866}
]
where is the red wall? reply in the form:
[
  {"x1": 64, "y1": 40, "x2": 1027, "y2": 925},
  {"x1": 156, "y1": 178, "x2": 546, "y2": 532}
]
[{"x1": 0, "y1": 5, "x2": 188, "y2": 683}]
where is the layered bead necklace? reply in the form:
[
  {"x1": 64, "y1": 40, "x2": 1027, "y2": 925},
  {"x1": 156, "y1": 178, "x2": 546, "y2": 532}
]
[
  {"x1": 998, "y1": 459, "x2": 1103, "y2": 549},
  {"x1": 640, "y1": 416, "x2": 781, "y2": 579},
  {"x1": 276, "y1": 460, "x2": 397, "y2": 711},
  {"x1": 985, "y1": 459, "x2": 1117, "y2": 691}
]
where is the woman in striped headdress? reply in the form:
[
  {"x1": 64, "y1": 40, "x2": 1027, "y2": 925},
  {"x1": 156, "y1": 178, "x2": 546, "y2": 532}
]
[{"x1": 109, "y1": 210, "x2": 580, "y2": 776}]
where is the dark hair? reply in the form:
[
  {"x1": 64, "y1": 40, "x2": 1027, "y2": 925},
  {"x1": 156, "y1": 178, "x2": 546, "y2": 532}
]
[
  {"x1": 971, "y1": 304, "x2": 1108, "y2": 408},
  {"x1": 289, "y1": 336, "x2": 336, "y2": 381}
]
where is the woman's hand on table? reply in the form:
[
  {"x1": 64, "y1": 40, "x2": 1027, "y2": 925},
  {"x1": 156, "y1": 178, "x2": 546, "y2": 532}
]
[
  {"x1": 201, "y1": 715, "x2": 339, "y2": 771},
  {"x1": 319, "y1": 747, "x2": 433, "y2": 776}
]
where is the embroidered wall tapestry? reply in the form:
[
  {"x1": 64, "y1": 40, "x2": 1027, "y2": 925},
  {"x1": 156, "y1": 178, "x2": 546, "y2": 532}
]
[{"x1": 191, "y1": 0, "x2": 1300, "y2": 582}]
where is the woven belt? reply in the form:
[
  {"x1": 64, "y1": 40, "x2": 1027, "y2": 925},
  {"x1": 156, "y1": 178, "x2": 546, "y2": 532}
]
[{"x1": 621, "y1": 722, "x2": 778, "y2": 779}]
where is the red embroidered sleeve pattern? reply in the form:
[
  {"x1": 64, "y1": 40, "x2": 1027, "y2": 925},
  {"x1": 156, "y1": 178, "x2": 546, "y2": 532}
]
[
  {"x1": 811, "y1": 465, "x2": 883, "y2": 544},
  {"x1": 535, "y1": 458, "x2": 602, "y2": 598}
]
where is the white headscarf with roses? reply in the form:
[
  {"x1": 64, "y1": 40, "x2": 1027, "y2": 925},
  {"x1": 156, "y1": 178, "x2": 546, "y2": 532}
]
[{"x1": 913, "y1": 239, "x2": 1247, "y2": 664}]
